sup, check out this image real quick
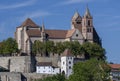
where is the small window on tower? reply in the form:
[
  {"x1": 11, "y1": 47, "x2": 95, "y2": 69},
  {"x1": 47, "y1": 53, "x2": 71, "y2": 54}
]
[
  {"x1": 76, "y1": 34, "x2": 78, "y2": 37},
  {"x1": 76, "y1": 21, "x2": 81, "y2": 24},
  {"x1": 88, "y1": 20, "x2": 90, "y2": 26},
  {"x1": 69, "y1": 61, "x2": 71, "y2": 64}
]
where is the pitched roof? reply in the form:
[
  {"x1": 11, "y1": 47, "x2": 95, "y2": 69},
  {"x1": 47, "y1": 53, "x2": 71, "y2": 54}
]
[
  {"x1": 83, "y1": 6, "x2": 92, "y2": 18},
  {"x1": 62, "y1": 49, "x2": 73, "y2": 56},
  {"x1": 21, "y1": 18, "x2": 38, "y2": 27},
  {"x1": 26, "y1": 29, "x2": 41, "y2": 37},
  {"x1": 37, "y1": 62, "x2": 52, "y2": 66},
  {"x1": 66, "y1": 29, "x2": 76, "y2": 38},
  {"x1": 109, "y1": 64, "x2": 120, "y2": 69},
  {"x1": 45, "y1": 29, "x2": 68, "y2": 39},
  {"x1": 72, "y1": 11, "x2": 81, "y2": 20}
]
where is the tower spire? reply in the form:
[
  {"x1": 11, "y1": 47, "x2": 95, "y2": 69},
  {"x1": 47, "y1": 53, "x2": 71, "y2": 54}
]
[
  {"x1": 72, "y1": 11, "x2": 81, "y2": 20},
  {"x1": 42, "y1": 20, "x2": 45, "y2": 33},
  {"x1": 84, "y1": 5, "x2": 92, "y2": 18}
]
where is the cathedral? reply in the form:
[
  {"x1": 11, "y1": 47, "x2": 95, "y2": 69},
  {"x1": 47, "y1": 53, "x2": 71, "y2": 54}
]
[{"x1": 15, "y1": 7, "x2": 101, "y2": 54}]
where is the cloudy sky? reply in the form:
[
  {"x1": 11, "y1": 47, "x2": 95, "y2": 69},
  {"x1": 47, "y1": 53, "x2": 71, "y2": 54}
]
[{"x1": 0, "y1": 0, "x2": 120, "y2": 63}]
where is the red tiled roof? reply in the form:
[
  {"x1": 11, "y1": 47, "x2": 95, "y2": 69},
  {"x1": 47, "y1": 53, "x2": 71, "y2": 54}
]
[
  {"x1": 26, "y1": 29, "x2": 41, "y2": 37},
  {"x1": 109, "y1": 64, "x2": 120, "y2": 69},
  {"x1": 62, "y1": 49, "x2": 73, "y2": 56},
  {"x1": 66, "y1": 29, "x2": 75, "y2": 38},
  {"x1": 37, "y1": 62, "x2": 52, "y2": 66},
  {"x1": 45, "y1": 29, "x2": 68, "y2": 39},
  {"x1": 21, "y1": 18, "x2": 38, "y2": 27},
  {"x1": 45, "y1": 29, "x2": 76, "y2": 39}
]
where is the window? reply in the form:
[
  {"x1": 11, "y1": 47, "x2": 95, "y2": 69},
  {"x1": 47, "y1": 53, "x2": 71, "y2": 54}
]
[
  {"x1": 88, "y1": 20, "x2": 90, "y2": 26},
  {"x1": 76, "y1": 34, "x2": 78, "y2": 37},
  {"x1": 69, "y1": 61, "x2": 71, "y2": 64},
  {"x1": 69, "y1": 66, "x2": 71, "y2": 69},
  {"x1": 63, "y1": 62, "x2": 65, "y2": 65},
  {"x1": 76, "y1": 21, "x2": 81, "y2": 24}
]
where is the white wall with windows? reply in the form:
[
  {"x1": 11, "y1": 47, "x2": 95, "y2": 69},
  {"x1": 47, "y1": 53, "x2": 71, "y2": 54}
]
[
  {"x1": 61, "y1": 56, "x2": 74, "y2": 77},
  {"x1": 36, "y1": 66, "x2": 60, "y2": 74}
]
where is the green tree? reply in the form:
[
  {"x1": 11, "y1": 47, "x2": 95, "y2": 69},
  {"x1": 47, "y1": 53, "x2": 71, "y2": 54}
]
[
  {"x1": 63, "y1": 41, "x2": 84, "y2": 57},
  {"x1": 56, "y1": 42, "x2": 65, "y2": 56},
  {"x1": 82, "y1": 42, "x2": 106, "y2": 60},
  {"x1": 32, "y1": 40, "x2": 44, "y2": 56},
  {"x1": 45, "y1": 41, "x2": 55, "y2": 55},
  {"x1": 2, "y1": 38, "x2": 18, "y2": 55},
  {"x1": 68, "y1": 59, "x2": 110, "y2": 81}
]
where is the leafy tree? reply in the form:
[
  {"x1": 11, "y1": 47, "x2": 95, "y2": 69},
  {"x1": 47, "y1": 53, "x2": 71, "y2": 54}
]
[
  {"x1": 63, "y1": 41, "x2": 84, "y2": 57},
  {"x1": 32, "y1": 40, "x2": 44, "y2": 56},
  {"x1": 55, "y1": 42, "x2": 65, "y2": 56},
  {"x1": 82, "y1": 42, "x2": 106, "y2": 60},
  {"x1": 70, "y1": 41, "x2": 84, "y2": 57},
  {"x1": 35, "y1": 74, "x2": 66, "y2": 81},
  {"x1": 1, "y1": 38, "x2": 18, "y2": 55},
  {"x1": 68, "y1": 59, "x2": 110, "y2": 81},
  {"x1": 45, "y1": 41, "x2": 55, "y2": 55}
]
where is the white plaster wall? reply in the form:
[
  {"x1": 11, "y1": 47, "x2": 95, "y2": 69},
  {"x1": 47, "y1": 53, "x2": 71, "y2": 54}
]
[
  {"x1": 52, "y1": 68, "x2": 60, "y2": 74},
  {"x1": 71, "y1": 29, "x2": 84, "y2": 44},
  {"x1": 16, "y1": 27, "x2": 22, "y2": 49},
  {"x1": 36, "y1": 66, "x2": 52, "y2": 74},
  {"x1": 66, "y1": 57, "x2": 74, "y2": 77},
  {"x1": 61, "y1": 57, "x2": 67, "y2": 75},
  {"x1": 30, "y1": 37, "x2": 42, "y2": 43},
  {"x1": 49, "y1": 39, "x2": 65, "y2": 43}
]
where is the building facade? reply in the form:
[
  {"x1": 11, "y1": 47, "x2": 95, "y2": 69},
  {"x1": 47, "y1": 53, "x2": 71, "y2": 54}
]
[
  {"x1": 109, "y1": 64, "x2": 120, "y2": 81},
  {"x1": 36, "y1": 62, "x2": 60, "y2": 74},
  {"x1": 61, "y1": 49, "x2": 74, "y2": 77},
  {"x1": 15, "y1": 7, "x2": 101, "y2": 54}
]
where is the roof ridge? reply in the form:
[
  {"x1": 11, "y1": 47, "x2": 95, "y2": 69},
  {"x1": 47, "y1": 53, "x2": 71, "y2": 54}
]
[{"x1": 21, "y1": 18, "x2": 38, "y2": 27}]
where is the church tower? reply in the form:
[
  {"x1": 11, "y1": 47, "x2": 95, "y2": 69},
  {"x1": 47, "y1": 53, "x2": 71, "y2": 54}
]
[
  {"x1": 41, "y1": 23, "x2": 45, "y2": 42},
  {"x1": 71, "y1": 11, "x2": 82, "y2": 32},
  {"x1": 82, "y1": 6, "x2": 93, "y2": 42}
]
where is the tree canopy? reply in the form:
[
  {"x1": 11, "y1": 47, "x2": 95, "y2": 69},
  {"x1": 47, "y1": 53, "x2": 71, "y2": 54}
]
[
  {"x1": 68, "y1": 58, "x2": 110, "y2": 81},
  {"x1": 0, "y1": 37, "x2": 18, "y2": 55}
]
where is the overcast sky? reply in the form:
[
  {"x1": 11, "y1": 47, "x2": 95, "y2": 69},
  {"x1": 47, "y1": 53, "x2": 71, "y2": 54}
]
[{"x1": 0, "y1": 0, "x2": 120, "y2": 63}]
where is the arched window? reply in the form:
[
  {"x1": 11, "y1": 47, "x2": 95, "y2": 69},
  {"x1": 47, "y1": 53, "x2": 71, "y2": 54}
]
[{"x1": 88, "y1": 20, "x2": 90, "y2": 26}]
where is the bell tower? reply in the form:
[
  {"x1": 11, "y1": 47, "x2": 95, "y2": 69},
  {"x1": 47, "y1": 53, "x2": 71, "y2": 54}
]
[
  {"x1": 71, "y1": 11, "x2": 82, "y2": 32},
  {"x1": 82, "y1": 6, "x2": 93, "y2": 42}
]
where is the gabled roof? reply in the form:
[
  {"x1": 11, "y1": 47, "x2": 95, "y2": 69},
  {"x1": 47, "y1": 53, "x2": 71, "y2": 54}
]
[
  {"x1": 83, "y1": 6, "x2": 92, "y2": 18},
  {"x1": 62, "y1": 49, "x2": 73, "y2": 56},
  {"x1": 21, "y1": 18, "x2": 38, "y2": 27},
  {"x1": 45, "y1": 29, "x2": 68, "y2": 39},
  {"x1": 26, "y1": 29, "x2": 41, "y2": 37},
  {"x1": 66, "y1": 29, "x2": 76, "y2": 38},
  {"x1": 109, "y1": 64, "x2": 120, "y2": 69},
  {"x1": 72, "y1": 11, "x2": 82, "y2": 20}
]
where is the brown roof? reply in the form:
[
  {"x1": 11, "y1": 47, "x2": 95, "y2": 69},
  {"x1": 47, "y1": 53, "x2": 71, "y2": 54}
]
[
  {"x1": 21, "y1": 18, "x2": 38, "y2": 27},
  {"x1": 26, "y1": 29, "x2": 41, "y2": 37},
  {"x1": 109, "y1": 64, "x2": 120, "y2": 69},
  {"x1": 37, "y1": 62, "x2": 52, "y2": 66},
  {"x1": 62, "y1": 49, "x2": 73, "y2": 56},
  {"x1": 45, "y1": 29, "x2": 68, "y2": 39},
  {"x1": 66, "y1": 29, "x2": 75, "y2": 38}
]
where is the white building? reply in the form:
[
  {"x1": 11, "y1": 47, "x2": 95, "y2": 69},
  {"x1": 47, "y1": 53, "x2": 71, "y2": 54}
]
[
  {"x1": 109, "y1": 64, "x2": 120, "y2": 81},
  {"x1": 61, "y1": 49, "x2": 74, "y2": 77},
  {"x1": 36, "y1": 62, "x2": 60, "y2": 74}
]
